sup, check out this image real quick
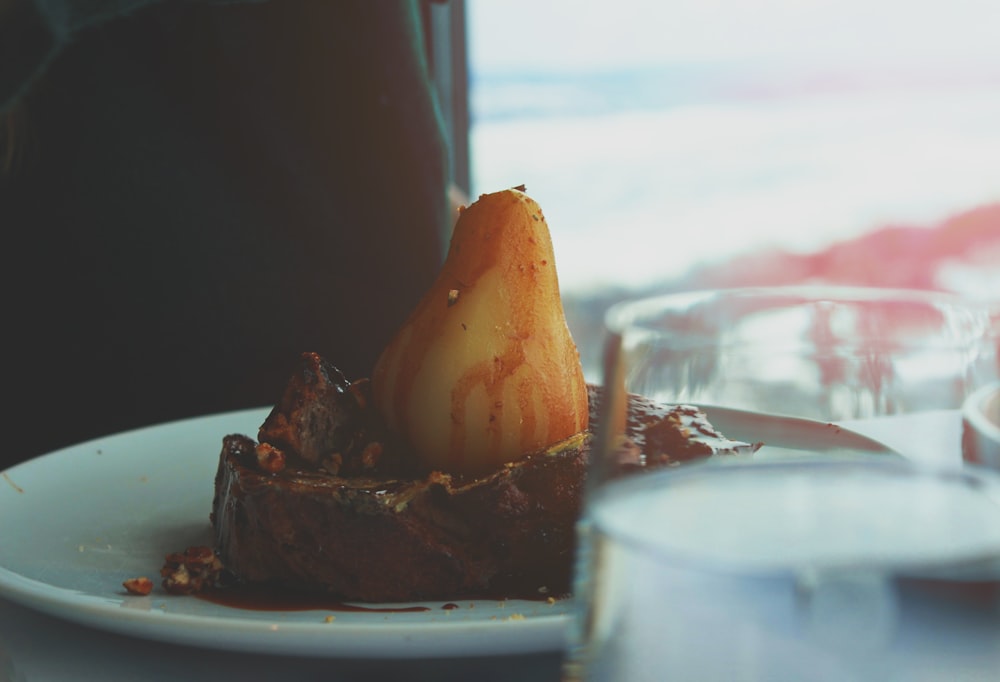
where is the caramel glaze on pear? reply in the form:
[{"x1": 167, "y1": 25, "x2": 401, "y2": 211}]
[{"x1": 372, "y1": 188, "x2": 589, "y2": 478}]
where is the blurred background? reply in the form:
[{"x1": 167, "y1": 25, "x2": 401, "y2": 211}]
[{"x1": 434, "y1": 0, "x2": 1000, "y2": 378}]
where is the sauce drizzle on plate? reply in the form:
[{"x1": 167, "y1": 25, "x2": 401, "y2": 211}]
[{"x1": 195, "y1": 586, "x2": 433, "y2": 613}]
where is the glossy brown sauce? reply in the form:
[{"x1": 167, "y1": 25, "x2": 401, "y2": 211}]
[
  {"x1": 194, "y1": 585, "x2": 433, "y2": 613},
  {"x1": 193, "y1": 583, "x2": 559, "y2": 613}
]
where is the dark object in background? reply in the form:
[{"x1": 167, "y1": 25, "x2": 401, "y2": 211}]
[{"x1": 0, "y1": 1, "x2": 450, "y2": 467}]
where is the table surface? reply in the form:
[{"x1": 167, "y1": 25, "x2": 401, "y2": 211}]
[{"x1": 0, "y1": 411, "x2": 975, "y2": 681}]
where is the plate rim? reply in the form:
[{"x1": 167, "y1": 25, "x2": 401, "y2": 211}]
[
  {"x1": 0, "y1": 406, "x2": 897, "y2": 658},
  {"x1": 0, "y1": 563, "x2": 570, "y2": 658},
  {"x1": 0, "y1": 407, "x2": 571, "y2": 659}
]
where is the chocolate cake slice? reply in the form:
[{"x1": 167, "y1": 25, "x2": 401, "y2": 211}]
[{"x1": 208, "y1": 352, "x2": 759, "y2": 602}]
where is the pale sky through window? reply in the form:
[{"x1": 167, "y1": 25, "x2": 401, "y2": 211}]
[
  {"x1": 470, "y1": 0, "x2": 1000, "y2": 73},
  {"x1": 467, "y1": 1, "x2": 1000, "y2": 295}
]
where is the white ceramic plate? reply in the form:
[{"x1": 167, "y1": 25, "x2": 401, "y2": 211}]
[{"x1": 0, "y1": 408, "x2": 895, "y2": 659}]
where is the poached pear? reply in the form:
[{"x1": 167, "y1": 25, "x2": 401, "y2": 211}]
[{"x1": 372, "y1": 187, "x2": 589, "y2": 477}]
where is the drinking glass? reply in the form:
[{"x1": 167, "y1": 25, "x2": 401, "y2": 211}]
[
  {"x1": 565, "y1": 286, "x2": 1000, "y2": 681},
  {"x1": 597, "y1": 286, "x2": 998, "y2": 465}
]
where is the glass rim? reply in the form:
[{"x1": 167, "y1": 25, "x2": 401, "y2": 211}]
[
  {"x1": 603, "y1": 285, "x2": 995, "y2": 338},
  {"x1": 964, "y1": 381, "x2": 1000, "y2": 440}
]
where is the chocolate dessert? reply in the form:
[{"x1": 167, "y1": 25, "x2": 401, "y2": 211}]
[
  {"x1": 208, "y1": 352, "x2": 758, "y2": 602},
  {"x1": 162, "y1": 188, "x2": 759, "y2": 603}
]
